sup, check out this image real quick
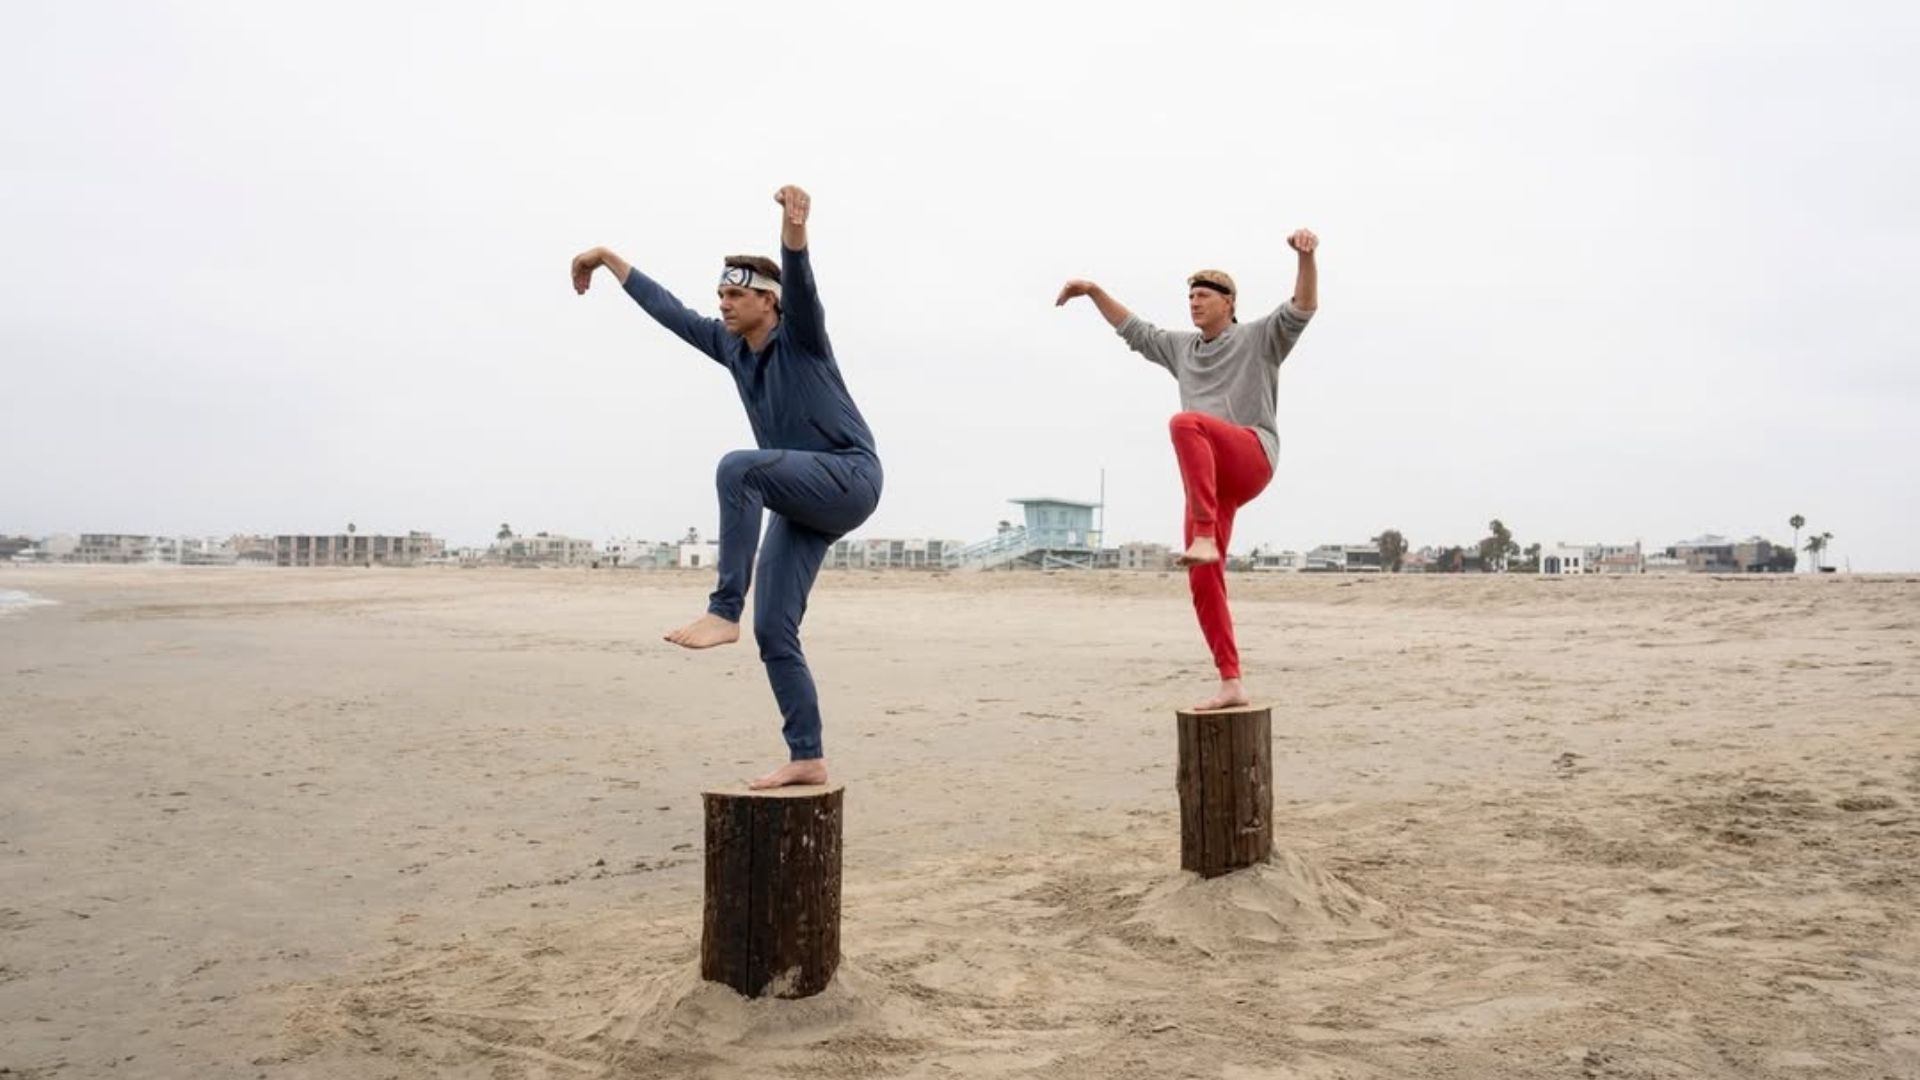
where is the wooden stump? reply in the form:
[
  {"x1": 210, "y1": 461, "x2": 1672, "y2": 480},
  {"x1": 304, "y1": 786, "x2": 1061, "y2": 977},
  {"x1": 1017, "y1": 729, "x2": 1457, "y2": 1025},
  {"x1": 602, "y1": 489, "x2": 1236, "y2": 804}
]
[
  {"x1": 701, "y1": 783, "x2": 843, "y2": 999},
  {"x1": 1175, "y1": 704, "x2": 1273, "y2": 878}
]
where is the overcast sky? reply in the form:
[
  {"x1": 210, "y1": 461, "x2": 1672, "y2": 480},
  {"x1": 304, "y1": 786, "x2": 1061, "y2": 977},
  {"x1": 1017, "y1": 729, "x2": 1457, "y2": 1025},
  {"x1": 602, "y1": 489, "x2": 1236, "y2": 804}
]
[{"x1": 4, "y1": 2, "x2": 1916, "y2": 569}]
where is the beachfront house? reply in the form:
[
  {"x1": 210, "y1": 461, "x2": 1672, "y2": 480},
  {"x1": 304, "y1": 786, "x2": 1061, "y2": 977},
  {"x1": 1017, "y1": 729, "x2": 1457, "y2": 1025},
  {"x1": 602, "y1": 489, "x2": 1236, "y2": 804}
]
[
  {"x1": 1249, "y1": 545, "x2": 1305, "y2": 572},
  {"x1": 1541, "y1": 544, "x2": 1589, "y2": 575},
  {"x1": 678, "y1": 540, "x2": 718, "y2": 569}
]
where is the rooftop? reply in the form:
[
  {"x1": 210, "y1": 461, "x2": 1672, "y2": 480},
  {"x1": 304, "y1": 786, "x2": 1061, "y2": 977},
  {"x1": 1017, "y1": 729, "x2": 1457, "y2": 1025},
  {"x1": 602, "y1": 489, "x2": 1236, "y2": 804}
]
[{"x1": 1009, "y1": 497, "x2": 1101, "y2": 509}]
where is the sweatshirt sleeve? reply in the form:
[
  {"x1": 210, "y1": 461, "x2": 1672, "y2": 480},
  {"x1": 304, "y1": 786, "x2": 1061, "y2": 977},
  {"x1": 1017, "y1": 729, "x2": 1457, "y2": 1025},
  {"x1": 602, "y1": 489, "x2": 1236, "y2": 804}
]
[
  {"x1": 621, "y1": 266, "x2": 730, "y2": 365},
  {"x1": 779, "y1": 244, "x2": 830, "y2": 357},
  {"x1": 1117, "y1": 314, "x2": 1183, "y2": 376},
  {"x1": 1257, "y1": 300, "x2": 1314, "y2": 366}
]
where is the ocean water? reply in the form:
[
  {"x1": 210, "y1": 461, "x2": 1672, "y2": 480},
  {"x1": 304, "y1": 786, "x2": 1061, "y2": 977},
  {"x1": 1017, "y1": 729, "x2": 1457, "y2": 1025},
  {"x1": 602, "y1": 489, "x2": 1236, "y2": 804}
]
[{"x1": 0, "y1": 589, "x2": 58, "y2": 615}]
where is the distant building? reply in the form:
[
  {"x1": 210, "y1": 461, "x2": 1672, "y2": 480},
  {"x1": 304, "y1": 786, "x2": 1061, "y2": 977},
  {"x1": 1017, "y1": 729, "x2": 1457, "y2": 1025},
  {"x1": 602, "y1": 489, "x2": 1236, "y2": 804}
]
[
  {"x1": 1730, "y1": 536, "x2": 1787, "y2": 572},
  {"x1": 73, "y1": 533, "x2": 155, "y2": 563},
  {"x1": 1120, "y1": 541, "x2": 1177, "y2": 571},
  {"x1": 1588, "y1": 542, "x2": 1645, "y2": 574},
  {"x1": 230, "y1": 535, "x2": 276, "y2": 564},
  {"x1": 602, "y1": 537, "x2": 678, "y2": 569},
  {"x1": 1407, "y1": 545, "x2": 1479, "y2": 573},
  {"x1": 175, "y1": 536, "x2": 238, "y2": 566},
  {"x1": 678, "y1": 541, "x2": 719, "y2": 569},
  {"x1": 1304, "y1": 543, "x2": 1381, "y2": 572},
  {"x1": 1665, "y1": 535, "x2": 1784, "y2": 573},
  {"x1": 1541, "y1": 544, "x2": 1589, "y2": 575},
  {"x1": 1247, "y1": 545, "x2": 1303, "y2": 572},
  {"x1": 275, "y1": 531, "x2": 445, "y2": 567},
  {"x1": 826, "y1": 537, "x2": 966, "y2": 570},
  {"x1": 501, "y1": 533, "x2": 594, "y2": 567},
  {"x1": 1670, "y1": 535, "x2": 1739, "y2": 573}
]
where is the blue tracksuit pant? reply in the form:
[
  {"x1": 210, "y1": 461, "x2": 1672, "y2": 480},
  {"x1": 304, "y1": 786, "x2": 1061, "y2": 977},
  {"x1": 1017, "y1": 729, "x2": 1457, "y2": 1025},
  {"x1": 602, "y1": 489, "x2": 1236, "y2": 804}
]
[{"x1": 707, "y1": 447, "x2": 881, "y2": 760}]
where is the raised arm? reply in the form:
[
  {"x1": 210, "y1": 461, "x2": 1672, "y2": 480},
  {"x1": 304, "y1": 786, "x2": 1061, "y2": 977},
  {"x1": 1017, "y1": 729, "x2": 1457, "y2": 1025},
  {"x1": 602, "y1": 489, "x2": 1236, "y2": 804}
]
[
  {"x1": 776, "y1": 184, "x2": 809, "y2": 254},
  {"x1": 571, "y1": 245, "x2": 727, "y2": 363},
  {"x1": 773, "y1": 185, "x2": 829, "y2": 355},
  {"x1": 1288, "y1": 229, "x2": 1318, "y2": 312},
  {"x1": 1258, "y1": 229, "x2": 1320, "y2": 362}
]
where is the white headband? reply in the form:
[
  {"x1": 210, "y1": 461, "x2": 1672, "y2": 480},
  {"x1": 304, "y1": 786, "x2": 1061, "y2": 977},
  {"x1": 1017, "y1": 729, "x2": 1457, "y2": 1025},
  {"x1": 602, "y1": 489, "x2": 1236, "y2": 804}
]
[{"x1": 718, "y1": 264, "x2": 782, "y2": 299}]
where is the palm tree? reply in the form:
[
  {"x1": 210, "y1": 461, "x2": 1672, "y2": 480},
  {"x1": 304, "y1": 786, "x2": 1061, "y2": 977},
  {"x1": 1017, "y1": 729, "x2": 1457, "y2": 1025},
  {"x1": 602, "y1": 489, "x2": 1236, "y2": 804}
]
[
  {"x1": 1789, "y1": 514, "x2": 1804, "y2": 569},
  {"x1": 1805, "y1": 531, "x2": 1833, "y2": 572},
  {"x1": 497, "y1": 523, "x2": 513, "y2": 542},
  {"x1": 1374, "y1": 529, "x2": 1408, "y2": 572},
  {"x1": 1479, "y1": 519, "x2": 1515, "y2": 572},
  {"x1": 347, "y1": 522, "x2": 357, "y2": 536}
]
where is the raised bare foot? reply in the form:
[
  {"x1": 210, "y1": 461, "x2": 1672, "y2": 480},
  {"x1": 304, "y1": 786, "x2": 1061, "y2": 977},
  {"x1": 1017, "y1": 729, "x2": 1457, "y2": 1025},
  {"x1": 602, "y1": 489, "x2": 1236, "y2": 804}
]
[
  {"x1": 664, "y1": 613, "x2": 739, "y2": 650},
  {"x1": 1179, "y1": 535, "x2": 1222, "y2": 566},
  {"x1": 748, "y1": 758, "x2": 829, "y2": 790},
  {"x1": 1191, "y1": 678, "x2": 1249, "y2": 711}
]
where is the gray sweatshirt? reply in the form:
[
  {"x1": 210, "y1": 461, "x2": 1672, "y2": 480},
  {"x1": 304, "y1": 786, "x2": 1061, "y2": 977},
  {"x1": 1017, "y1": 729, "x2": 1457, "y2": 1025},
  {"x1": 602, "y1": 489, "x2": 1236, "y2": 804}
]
[{"x1": 1117, "y1": 300, "x2": 1314, "y2": 467}]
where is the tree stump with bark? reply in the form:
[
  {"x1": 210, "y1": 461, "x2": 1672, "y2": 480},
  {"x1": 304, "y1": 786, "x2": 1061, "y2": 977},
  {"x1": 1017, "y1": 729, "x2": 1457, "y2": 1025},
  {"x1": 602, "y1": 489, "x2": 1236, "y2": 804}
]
[
  {"x1": 1175, "y1": 705, "x2": 1273, "y2": 877},
  {"x1": 700, "y1": 783, "x2": 843, "y2": 998}
]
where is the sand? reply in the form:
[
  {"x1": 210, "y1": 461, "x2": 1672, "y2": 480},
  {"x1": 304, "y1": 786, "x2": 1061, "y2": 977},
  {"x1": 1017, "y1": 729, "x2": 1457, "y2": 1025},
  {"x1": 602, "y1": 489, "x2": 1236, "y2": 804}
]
[{"x1": 2, "y1": 565, "x2": 1917, "y2": 1078}]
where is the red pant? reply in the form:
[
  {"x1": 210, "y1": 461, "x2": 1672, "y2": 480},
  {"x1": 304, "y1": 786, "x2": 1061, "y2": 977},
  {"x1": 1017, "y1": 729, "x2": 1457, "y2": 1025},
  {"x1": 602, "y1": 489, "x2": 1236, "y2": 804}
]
[{"x1": 1169, "y1": 412, "x2": 1273, "y2": 680}]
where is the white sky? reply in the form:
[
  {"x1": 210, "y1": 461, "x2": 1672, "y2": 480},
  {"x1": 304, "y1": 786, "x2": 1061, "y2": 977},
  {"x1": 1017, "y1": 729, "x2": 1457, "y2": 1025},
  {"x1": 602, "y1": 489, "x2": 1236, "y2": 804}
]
[{"x1": 4, "y1": 1, "x2": 1916, "y2": 569}]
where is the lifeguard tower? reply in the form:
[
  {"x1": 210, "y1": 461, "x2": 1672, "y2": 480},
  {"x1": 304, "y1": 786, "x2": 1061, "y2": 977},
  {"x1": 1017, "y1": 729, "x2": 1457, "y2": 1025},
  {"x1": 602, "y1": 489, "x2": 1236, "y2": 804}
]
[{"x1": 957, "y1": 496, "x2": 1103, "y2": 570}]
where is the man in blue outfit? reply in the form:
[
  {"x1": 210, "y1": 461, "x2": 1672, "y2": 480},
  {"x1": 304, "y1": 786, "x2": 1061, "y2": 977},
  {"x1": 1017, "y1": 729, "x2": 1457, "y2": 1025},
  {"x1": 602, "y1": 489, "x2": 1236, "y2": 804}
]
[{"x1": 571, "y1": 185, "x2": 881, "y2": 789}]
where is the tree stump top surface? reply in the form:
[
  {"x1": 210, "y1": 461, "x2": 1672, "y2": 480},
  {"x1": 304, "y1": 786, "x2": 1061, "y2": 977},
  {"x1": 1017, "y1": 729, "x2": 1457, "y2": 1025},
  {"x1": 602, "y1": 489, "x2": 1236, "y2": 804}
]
[
  {"x1": 1174, "y1": 702, "x2": 1273, "y2": 719},
  {"x1": 701, "y1": 782, "x2": 845, "y2": 800}
]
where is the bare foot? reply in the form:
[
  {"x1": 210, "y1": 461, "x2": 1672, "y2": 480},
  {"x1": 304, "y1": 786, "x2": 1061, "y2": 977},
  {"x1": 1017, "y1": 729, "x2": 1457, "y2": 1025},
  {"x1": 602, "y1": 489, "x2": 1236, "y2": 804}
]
[
  {"x1": 1179, "y1": 535, "x2": 1222, "y2": 566},
  {"x1": 664, "y1": 613, "x2": 739, "y2": 650},
  {"x1": 1191, "y1": 678, "x2": 1249, "y2": 711},
  {"x1": 749, "y1": 758, "x2": 829, "y2": 790}
]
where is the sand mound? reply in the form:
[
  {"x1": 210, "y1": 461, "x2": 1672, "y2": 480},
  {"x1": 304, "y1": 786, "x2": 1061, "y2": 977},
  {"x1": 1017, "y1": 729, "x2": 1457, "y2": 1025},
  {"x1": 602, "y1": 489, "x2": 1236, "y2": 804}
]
[
  {"x1": 603, "y1": 960, "x2": 934, "y2": 1052},
  {"x1": 279, "y1": 925, "x2": 938, "y2": 1075},
  {"x1": 1127, "y1": 850, "x2": 1393, "y2": 954}
]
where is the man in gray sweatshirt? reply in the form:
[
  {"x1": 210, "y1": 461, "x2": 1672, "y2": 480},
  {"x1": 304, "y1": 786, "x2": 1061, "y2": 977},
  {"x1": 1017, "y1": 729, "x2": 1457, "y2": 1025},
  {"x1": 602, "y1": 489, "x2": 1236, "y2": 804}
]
[{"x1": 1056, "y1": 229, "x2": 1319, "y2": 711}]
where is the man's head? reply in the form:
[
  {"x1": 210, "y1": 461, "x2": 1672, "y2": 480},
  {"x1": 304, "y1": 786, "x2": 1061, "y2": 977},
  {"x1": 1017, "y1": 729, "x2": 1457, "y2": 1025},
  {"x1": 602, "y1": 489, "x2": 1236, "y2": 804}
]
[
  {"x1": 1187, "y1": 269, "x2": 1236, "y2": 337},
  {"x1": 718, "y1": 255, "x2": 782, "y2": 337}
]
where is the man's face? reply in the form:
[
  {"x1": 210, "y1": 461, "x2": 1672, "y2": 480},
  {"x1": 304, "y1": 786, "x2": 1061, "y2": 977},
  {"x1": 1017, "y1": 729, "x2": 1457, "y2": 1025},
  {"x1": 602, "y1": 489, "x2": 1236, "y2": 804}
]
[
  {"x1": 1188, "y1": 286, "x2": 1233, "y2": 332},
  {"x1": 717, "y1": 285, "x2": 778, "y2": 335}
]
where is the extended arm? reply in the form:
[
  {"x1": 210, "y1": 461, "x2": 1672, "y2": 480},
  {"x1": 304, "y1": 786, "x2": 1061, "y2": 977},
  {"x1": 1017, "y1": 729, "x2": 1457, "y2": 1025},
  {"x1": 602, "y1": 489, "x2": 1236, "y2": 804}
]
[
  {"x1": 571, "y1": 246, "x2": 631, "y2": 294},
  {"x1": 1054, "y1": 279, "x2": 1134, "y2": 328},
  {"x1": 1058, "y1": 278, "x2": 1183, "y2": 373},
  {"x1": 571, "y1": 245, "x2": 727, "y2": 362}
]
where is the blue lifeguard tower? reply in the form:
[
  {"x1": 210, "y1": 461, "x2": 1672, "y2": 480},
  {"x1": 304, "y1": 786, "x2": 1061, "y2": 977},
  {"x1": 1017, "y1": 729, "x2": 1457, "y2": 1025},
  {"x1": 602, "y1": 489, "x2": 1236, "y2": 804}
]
[{"x1": 958, "y1": 496, "x2": 1103, "y2": 570}]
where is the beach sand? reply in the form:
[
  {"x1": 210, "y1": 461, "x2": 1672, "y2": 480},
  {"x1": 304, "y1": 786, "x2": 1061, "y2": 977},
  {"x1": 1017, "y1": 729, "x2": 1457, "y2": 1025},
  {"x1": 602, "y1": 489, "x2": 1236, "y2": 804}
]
[{"x1": 2, "y1": 565, "x2": 1917, "y2": 1078}]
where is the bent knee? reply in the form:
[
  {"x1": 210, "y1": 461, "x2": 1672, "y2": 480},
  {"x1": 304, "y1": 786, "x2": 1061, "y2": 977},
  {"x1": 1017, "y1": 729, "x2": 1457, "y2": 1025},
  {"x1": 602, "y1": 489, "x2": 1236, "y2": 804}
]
[
  {"x1": 1168, "y1": 411, "x2": 1208, "y2": 437},
  {"x1": 715, "y1": 449, "x2": 761, "y2": 488}
]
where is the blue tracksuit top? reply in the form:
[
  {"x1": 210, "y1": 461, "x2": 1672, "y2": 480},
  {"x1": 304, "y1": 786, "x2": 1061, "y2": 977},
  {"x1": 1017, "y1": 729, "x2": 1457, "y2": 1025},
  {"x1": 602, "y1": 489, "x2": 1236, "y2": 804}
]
[{"x1": 620, "y1": 245, "x2": 878, "y2": 460}]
